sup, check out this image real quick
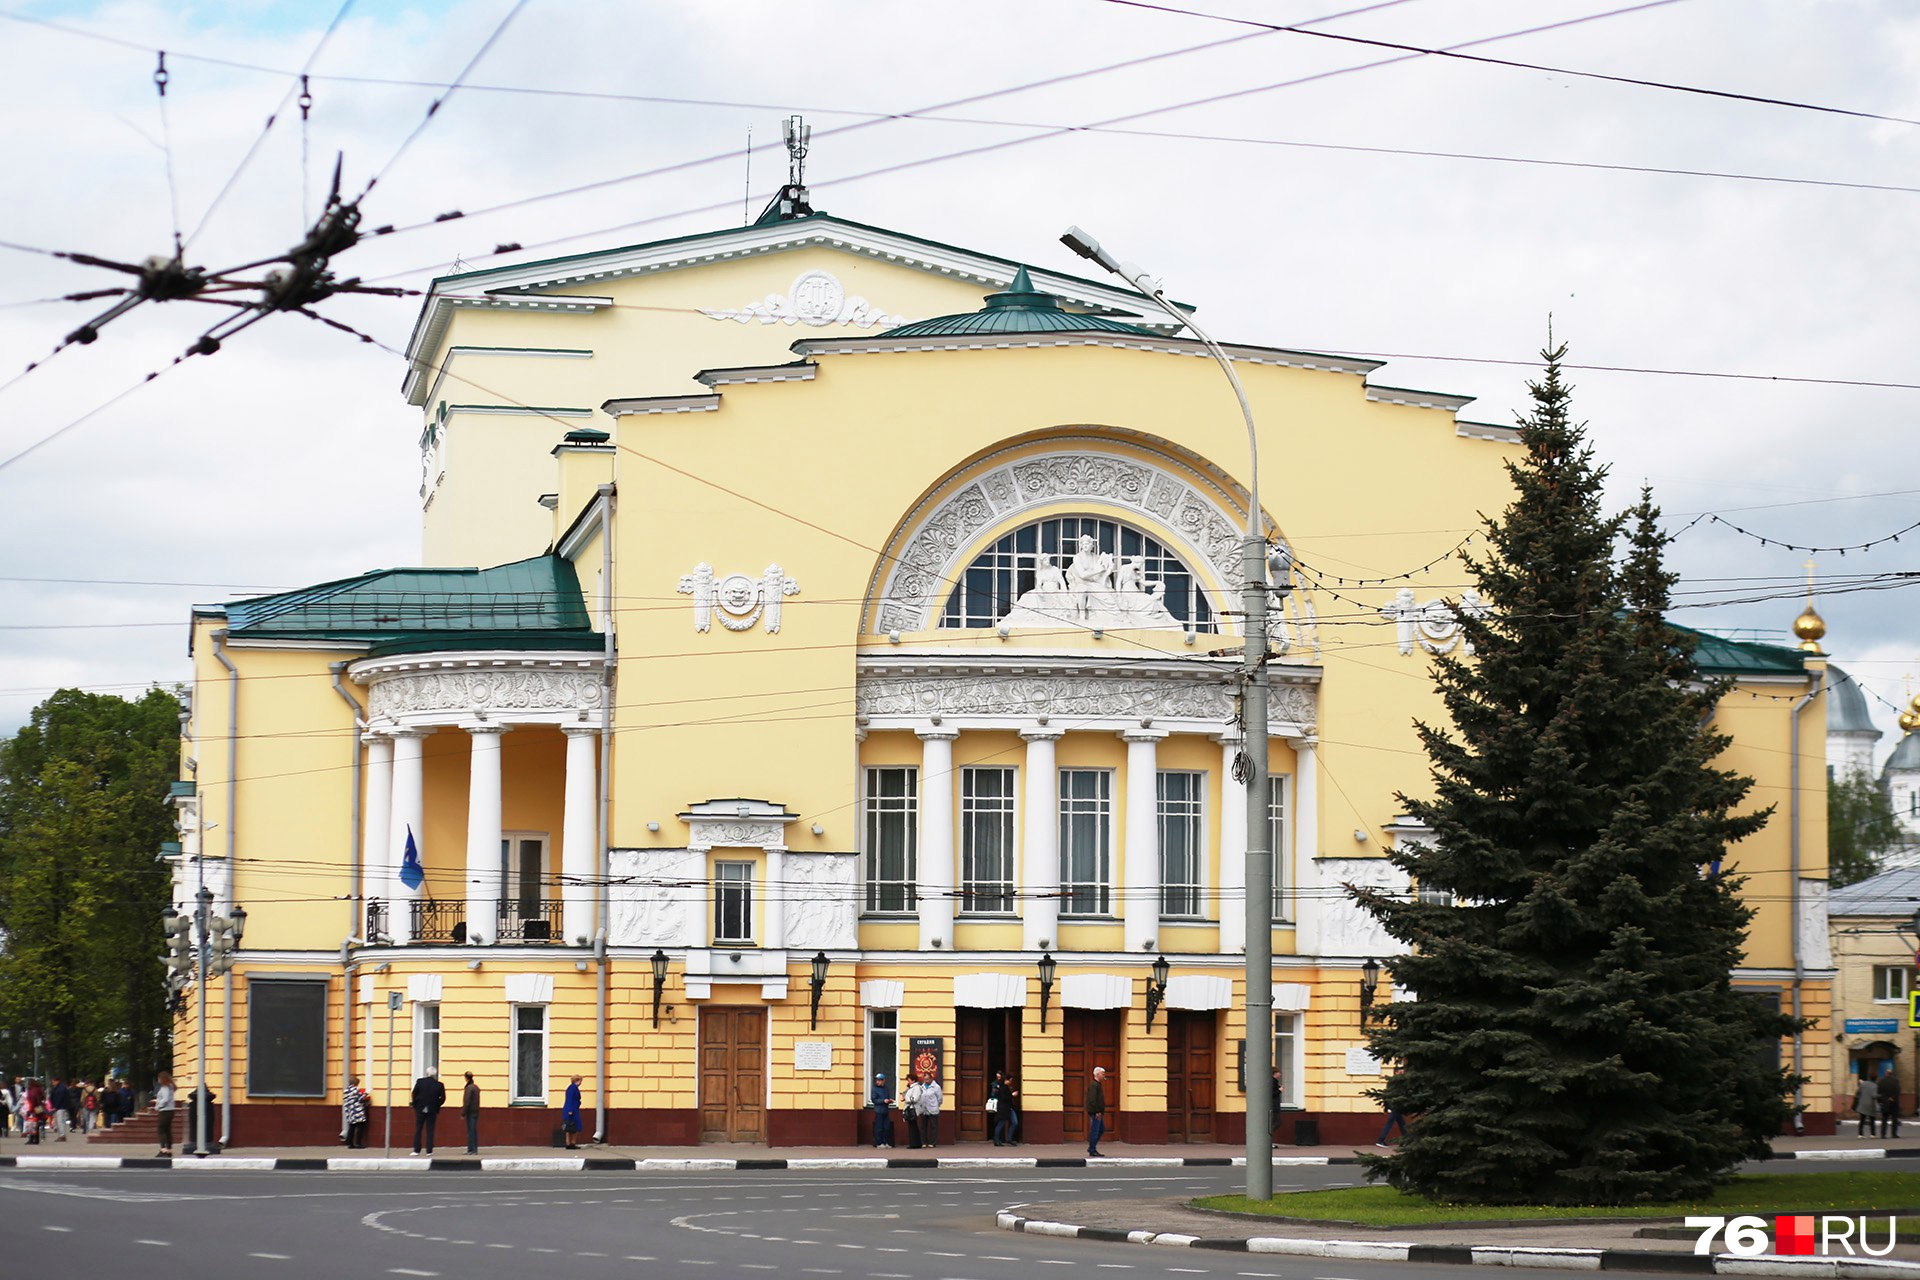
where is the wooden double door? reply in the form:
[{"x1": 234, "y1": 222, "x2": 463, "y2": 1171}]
[
  {"x1": 699, "y1": 1008, "x2": 765, "y2": 1143},
  {"x1": 1061, "y1": 1009, "x2": 1121, "y2": 1140},
  {"x1": 1167, "y1": 1010, "x2": 1217, "y2": 1142},
  {"x1": 956, "y1": 1008, "x2": 1022, "y2": 1142}
]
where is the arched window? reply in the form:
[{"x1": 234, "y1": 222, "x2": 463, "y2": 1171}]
[{"x1": 940, "y1": 515, "x2": 1217, "y2": 631}]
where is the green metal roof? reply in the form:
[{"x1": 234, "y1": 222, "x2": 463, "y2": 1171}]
[
  {"x1": 1668, "y1": 622, "x2": 1809, "y2": 677},
  {"x1": 222, "y1": 554, "x2": 598, "y2": 652},
  {"x1": 879, "y1": 267, "x2": 1154, "y2": 339}
]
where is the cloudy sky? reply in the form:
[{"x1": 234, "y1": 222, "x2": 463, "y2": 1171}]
[{"x1": 1, "y1": 0, "x2": 1915, "y2": 759}]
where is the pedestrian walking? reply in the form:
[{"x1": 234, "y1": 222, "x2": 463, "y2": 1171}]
[
  {"x1": 1000, "y1": 1075, "x2": 1022, "y2": 1145},
  {"x1": 1375, "y1": 1101, "x2": 1409, "y2": 1146},
  {"x1": 0, "y1": 1080, "x2": 13, "y2": 1139},
  {"x1": 1855, "y1": 1072, "x2": 1881, "y2": 1138},
  {"x1": 462, "y1": 1072, "x2": 481, "y2": 1154},
  {"x1": 988, "y1": 1071, "x2": 1012, "y2": 1146},
  {"x1": 81, "y1": 1081, "x2": 97, "y2": 1133},
  {"x1": 154, "y1": 1072, "x2": 176, "y2": 1158},
  {"x1": 915, "y1": 1072, "x2": 943, "y2": 1148},
  {"x1": 1879, "y1": 1066, "x2": 1902, "y2": 1139},
  {"x1": 870, "y1": 1074, "x2": 895, "y2": 1148},
  {"x1": 561, "y1": 1075, "x2": 584, "y2": 1149},
  {"x1": 343, "y1": 1075, "x2": 370, "y2": 1148},
  {"x1": 48, "y1": 1077, "x2": 69, "y2": 1141},
  {"x1": 99, "y1": 1078, "x2": 120, "y2": 1130},
  {"x1": 410, "y1": 1068, "x2": 444, "y2": 1155},
  {"x1": 902, "y1": 1075, "x2": 924, "y2": 1149},
  {"x1": 1271, "y1": 1067, "x2": 1283, "y2": 1146},
  {"x1": 1085, "y1": 1065, "x2": 1108, "y2": 1158}
]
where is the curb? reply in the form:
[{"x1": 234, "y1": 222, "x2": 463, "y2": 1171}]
[
  {"x1": 995, "y1": 1209, "x2": 1920, "y2": 1276},
  {"x1": 0, "y1": 1153, "x2": 1353, "y2": 1173},
  {"x1": 1787, "y1": 1150, "x2": 1920, "y2": 1162}
]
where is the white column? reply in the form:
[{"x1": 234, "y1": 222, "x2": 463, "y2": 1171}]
[
  {"x1": 386, "y1": 728, "x2": 430, "y2": 945},
  {"x1": 916, "y1": 727, "x2": 958, "y2": 951},
  {"x1": 1289, "y1": 736, "x2": 1322, "y2": 956},
  {"x1": 1217, "y1": 732, "x2": 1247, "y2": 955},
  {"x1": 1121, "y1": 728, "x2": 1168, "y2": 954},
  {"x1": 362, "y1": 733, "x2": 393, "y2": 940},
  {"x1": 561, "y1": 726, "x2": 599, "y2": 946},
  {"x1": 1020, "y1": 727, "x2": 1063, "y2": 952},
  {"x1": 465, "y1": 725, "x2": 507, "y2": 946}
]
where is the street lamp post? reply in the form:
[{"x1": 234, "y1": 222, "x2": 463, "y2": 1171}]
[{"x1": 1061, "y1": 225, "x2": 1278, "y2": 1198}]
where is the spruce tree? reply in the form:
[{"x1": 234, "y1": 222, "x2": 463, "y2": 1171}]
[{"x1": 1355, "y1": 346, "x2": 1799, "y2": 1205}]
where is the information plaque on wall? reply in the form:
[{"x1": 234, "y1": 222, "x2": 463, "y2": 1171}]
[{"x1": 794, "y1": 1041, "x2": 833, "y2": 1071}]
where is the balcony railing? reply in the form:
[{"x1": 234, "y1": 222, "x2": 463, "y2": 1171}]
[{"x1": 364, "y1": 897, "x2": 561, "y2": 944}]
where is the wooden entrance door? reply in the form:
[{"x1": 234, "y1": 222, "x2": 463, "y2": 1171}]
[
  {"x1": 956, "y1": 1008, "x2": 1022, "y2": 1142},
  {"x1": 1061, "y1": 1009, "x2": 1121, "y2": 1140},
  {"x1": 699, "y1": 1008, "x2": 766, "y2": 1143},
  {"x1": 1167, "y1": 1010, "x2": 1216, "y2": 1142}
]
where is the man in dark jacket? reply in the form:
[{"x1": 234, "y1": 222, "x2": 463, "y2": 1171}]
[
  {"x1": 461, "y1": 1072, "x2": 481, "y2": 1154},
  {"x1": 48, "y1": 1079, "x2": 70, "y2": 1141},
  {"x1": 1085, "y1": 1066, "x2": 1108, "y2": 1159},
  {"x1": 410, "y1": 1069, "x2": 445, "y2": 1155},
  {"x1": 1879, "y1": 1066, "x2": 1903, "y2": 1139}
]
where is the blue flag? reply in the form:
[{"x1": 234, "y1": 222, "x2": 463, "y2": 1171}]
[{"x1": 399, "y1": 826, "x2": 424, "y2": 891}]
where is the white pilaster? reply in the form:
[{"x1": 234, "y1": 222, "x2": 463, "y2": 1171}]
[
  {"x1": 561, "y1": 726, "x2": 599, "y2": 945},
  {"x1": 386, "y1": 728, "x2": 430, "y2": 945},
  {"x1": 1121, "y1": 727, "x2": 1168, "y2": 955},
  {"x1": 362, "y1": 733, "x2": 393, "y2": 939},
  {"x1": 1020, "y1": 727, "x2": 1063, "y2": 952},
  {"x1": 916, "y1": 727, "x2": 959, "y2": 951},
  {"x1": 464, "y1": 726, "x2": 507, "y2": 946},
  {"x1": 1217, "y1": 733, "x2": 1247, "y2": 954},
  {"x1": 1289, "y1": 736, "x2": 1322, "y2": 956},
  {"x1": 764, "y1": 846, "x2": 786, "y2": 951}
]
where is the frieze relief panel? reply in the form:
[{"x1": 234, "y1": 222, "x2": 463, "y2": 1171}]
[
  {"x1": 687, "y1": 820, "x2": 788, "y2": 851},
  {"x1": 872, "y1": 445, "x2": 1249, "y2": 634},
  {"x1": 855, "y1": 671, "x2": 1316, "y2": 732},
  {"x1": 781, "y1": 854, "x2": 859, "y2": 950},
  {"x1": 607, "y1": 849, "x2": 703, "y2": 948},
  {"x1": 365, "y1": 666, "x2": 605, "y2": 721},
  {"x1": 1315, "y1": 856, "x2": 1410, "y2": 959}
]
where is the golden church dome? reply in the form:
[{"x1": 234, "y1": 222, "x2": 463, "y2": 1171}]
[{"x1": 1792, "y1": 603, "x2": 1826, "y2": 654}]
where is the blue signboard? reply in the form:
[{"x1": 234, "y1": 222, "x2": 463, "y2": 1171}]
[{"x1": 1845, "y1": 1018, "x2": 1900, "y2": 1035}]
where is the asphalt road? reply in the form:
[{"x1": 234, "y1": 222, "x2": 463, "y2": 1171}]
[{"x1": 0, "y1": 1158, "x2": 1888, "y2": 1280}]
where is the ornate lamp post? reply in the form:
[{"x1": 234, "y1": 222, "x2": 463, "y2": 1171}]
[
  {"x1": 1359, "y1": 957, "x2": 1381, "y2": 1023},
  {"x1": 1037, "y1": 952, "x2": 1057, "y2": 1031},
  {"x1": 1145, "y1": 954, "x2": 1171, "y2": 1031},
  {"x1": 651, "y1": 949, "x2": 669, "y2": 1029},
  {"x1": 809, "y1": 951, "x2": 830, "y2": 1030}
]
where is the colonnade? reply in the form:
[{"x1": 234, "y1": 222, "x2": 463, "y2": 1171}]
[{"x1": 359, "y1": 723, "x2": 600, "y2": 945}]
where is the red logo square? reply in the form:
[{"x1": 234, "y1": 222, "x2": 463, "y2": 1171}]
[{"x1": 1775, "y1": 1216, "x2": 1817, "y2": 1256}]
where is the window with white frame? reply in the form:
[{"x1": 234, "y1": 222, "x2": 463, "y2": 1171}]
[
  {"x1": 414, "y1": 1002, "x2": 440, "y2": 1079},
  {"x1": 864, "y1": 767, "x2": 918, "y2": 913},
  {"x1": 1874, "y1": 966, "x2": 1915, "y2": 1003},
  {"x1": 961, "y1": 767, "x2": 1016, "y2": 914},
  {"x1": 1268, "y1": 776, "x2": 1289, "y2": 921},
  {"x1": 715, "y1": 860, "x2": 755, "y2": 943},
  {"x1": 1275, "y1": 1013, "x2": 1300, "y2": 1107},
  {"x1": 511, "y1": 1005, "x2": 548, "y2": 1103},
  {"x1": 1059, "y1": 769, "x2": 1113, "y2": 916},
  {"x1": 1158, "y1": 770, "x2": 1205, "y2": 917},
  {"x1": 866, "y1": 1009, "x2": 899, "y2": 1101},
  {"x1": 940, "y1": 515, "x2": 1218, "y2": 632}
]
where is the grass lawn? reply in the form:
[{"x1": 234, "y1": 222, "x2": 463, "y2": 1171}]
[{"x1": 1197, "y1": 1171, "x2": 1920, "y2": 1226}]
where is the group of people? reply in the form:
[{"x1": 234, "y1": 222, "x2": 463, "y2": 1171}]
[
  {"x1": 1853, "y1": 1065, "x2": 1905, "y2": 1138},
  {"x1": 868, "y1": 1070, "x2": 947, "y2": 1148},
  {"x1": 2, "y1": 1075, "x2": 139, "y2": 1143},
  {"x1": 342, "y1": 1069, "x2": 576, "y2": 1155}
]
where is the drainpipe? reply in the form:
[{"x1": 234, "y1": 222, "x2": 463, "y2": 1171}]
[
  {"x1": 594, "y1": 483, "x2": 616, "y2": 1144},
  {"x1": 1787, "y1": 669, "x2": 1823, "y2": 1134},
  {"x1": 331, "y1": 662, "x2": 366, "y2": 1141},
  {"x1": 212, "y1": 631, "x2": 239, "y2": 1147}
]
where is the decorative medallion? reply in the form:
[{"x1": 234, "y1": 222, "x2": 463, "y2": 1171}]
[
  {"x1": 1380, "y1": 587, "x2": 1489, "y2": 656},
  {"x1": 678, "y1": 562, "x2": 802, "y2": 633},
  {"x1": 699, "y1": 269, "x2": 907, "y2": 329}
]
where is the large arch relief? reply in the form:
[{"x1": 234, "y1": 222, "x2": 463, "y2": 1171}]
[{"x1": 867, "y1": 435, "x2": 1257, "y2": 636}]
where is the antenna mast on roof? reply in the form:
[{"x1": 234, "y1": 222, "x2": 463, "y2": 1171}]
[{"x1": 753, "y1": 116, "x2": 816, "y2": 224}]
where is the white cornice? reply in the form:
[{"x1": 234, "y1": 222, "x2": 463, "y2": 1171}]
[
  {"x1": 556, "y1": 487, "x2": 614, "y2": 562},
  {"x1": 1365, "y1": 385, "x2": 1475, "y2": 411},
  {"x1": 420, "y1": 346, "x2": 593, "y2": 413},
  {"x1": 694, "y1": 363, "x2": 818, "y2": 387},
  {"x1": 791, "y1": 332, "x2": 1383, "y2": 377},
  {"x1": 225, "y1": 637, "x2": 372, "y2": 653},
  {"x1": 602, "y1": 394, "x2": 720, "y2": 417},
  {"x1": 404, "y1": 297, "x2": 611, "y2": 404},
  {"x1": 1456, "y1": 420, "x2": 1522, "y2": 443},
  {"x1": 446, "y1": 404, "x2": 593, "y2": 417}
]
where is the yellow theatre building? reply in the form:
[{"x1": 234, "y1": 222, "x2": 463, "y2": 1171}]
[{"x1": 162, "y1": 175, "x2": 1836, "y2": 1146}]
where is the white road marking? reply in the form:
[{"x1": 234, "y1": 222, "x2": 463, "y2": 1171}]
[
  {"x1": 678, "y1": 1260, "x2": 714, "y2": 1266},
  {"x1": 389, "y1": 1271, "x2": 439, "y2": 1277},
  {"x1": 43, "y1": 1226, "x2": 71, "y2": 1233},
  {"x1": 624, "y1": 1256, "x2": 656, "y2": 1262},
  {"x1": 741, "y1": 1267, "x2": 776, "y2": 1272},
  {"x1": 485, "y1": 1242, "x2": 512, "y2": 1249},
  {"x1": 248, "y1": 1253, "x2": 291, "y2": 1261},
  {"x1": 135, "y1": 1239, "x2": 172, "y2": 1246},
  {"x1": 577, "y1": 1251, "x2": 607, "y2": 1257},
  {"x1": 529, "y1": 1246, "x2": 559, "y2": 1253}
]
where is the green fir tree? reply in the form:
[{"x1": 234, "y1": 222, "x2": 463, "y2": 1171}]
[
  {"x1": 1354, "y1": 346, "x2": 1800, "y2": 1205},
  {"x1": 1827, "y1": 770, "x2": 1901, "y2": 890}
]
